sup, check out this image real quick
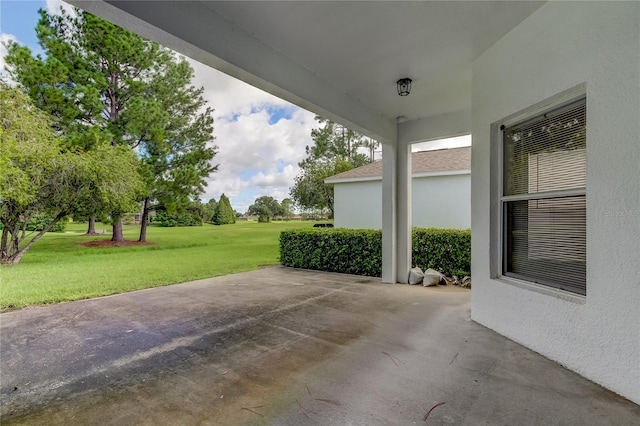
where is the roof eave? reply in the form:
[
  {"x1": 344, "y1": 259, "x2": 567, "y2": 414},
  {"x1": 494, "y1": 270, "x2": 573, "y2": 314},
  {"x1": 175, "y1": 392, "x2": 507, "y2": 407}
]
[{"x1": 326, "y1": 169, "x2": 471, "y2": 184}]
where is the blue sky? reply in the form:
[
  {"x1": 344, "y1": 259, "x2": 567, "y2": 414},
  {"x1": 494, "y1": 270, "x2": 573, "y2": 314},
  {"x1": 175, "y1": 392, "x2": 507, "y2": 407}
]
[
  {"x1": 1, "y1": 0, "x2": 470, "y2": 214},
  {"x1": 1, "y1": 1, "x2": 43, "y2": 47}
]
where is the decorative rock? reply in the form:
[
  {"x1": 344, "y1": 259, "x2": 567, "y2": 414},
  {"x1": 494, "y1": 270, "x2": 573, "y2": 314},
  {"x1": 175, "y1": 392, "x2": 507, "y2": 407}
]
[
  {"x1": 442, "y1": 276, "x2": 455, "y2": 286},
  {"x1": 408, "y1": 267, "x2": 424, "y2": 285},
  {"x1": 460, "y1": 276, "x2": 471, "y2": 288},
  {"x1": 423, "y1": 268, "x2": 444, "y2": 287}
]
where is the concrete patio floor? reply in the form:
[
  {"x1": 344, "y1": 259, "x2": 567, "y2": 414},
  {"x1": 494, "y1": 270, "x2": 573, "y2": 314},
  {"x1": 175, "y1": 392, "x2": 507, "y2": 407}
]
[{"x1": 1, "y1": 267, "x2": 638, "y2": 425}]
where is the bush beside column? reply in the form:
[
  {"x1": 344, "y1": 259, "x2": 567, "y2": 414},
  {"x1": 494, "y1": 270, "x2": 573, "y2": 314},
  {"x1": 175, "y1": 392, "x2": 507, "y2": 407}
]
[{"x1": 280, "y1": 227, "x2": 470, "y2": 278}]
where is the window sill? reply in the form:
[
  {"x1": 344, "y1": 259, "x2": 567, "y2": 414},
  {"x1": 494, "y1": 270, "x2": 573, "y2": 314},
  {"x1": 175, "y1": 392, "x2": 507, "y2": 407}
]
[{"x1": 495, "y1": 275, "x2": 587, "y2": 305}]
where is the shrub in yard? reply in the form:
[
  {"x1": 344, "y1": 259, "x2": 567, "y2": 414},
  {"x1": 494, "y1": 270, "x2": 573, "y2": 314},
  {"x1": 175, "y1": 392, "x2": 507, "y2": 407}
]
[
  {"x1": 279, "y1": 229, "x2": 382, "y2": 276},
  {"x1": 122, "y1": 214, "x2": 137, "y2": 225},
  {"x1": 155, "y1": 208, "x2": 203, "y2": 227},
  {"x1": 0, "y1": 213, "x2": 66, "y2": 232},
  {"x1": 280, "y1": 227, "x2": 470, "y2": 277},
  {"x1": 25, "y1": 213, "x2": 67, "y2": 232}
]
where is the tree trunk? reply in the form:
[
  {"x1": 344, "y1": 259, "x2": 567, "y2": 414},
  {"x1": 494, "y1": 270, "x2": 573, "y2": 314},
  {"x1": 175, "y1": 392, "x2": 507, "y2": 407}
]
[
  {"x1": 326, "y1": 194, "x2": 335, "y2": 219},
  {"x1": 85, "y1": 217, "x2": 99, "y2": 236},
  {"x1": 19, "y1": 221, "x2": 27, "y2": 244},
  {"x1": 111, "y1": 217, "x2": 125, "y2": 243},
  {"x1": 3, "y1": 212, "x2": 67, "y2": 265},
  {"x1": 109, "y1": 73, "x2": 119, "y2": 147},
  {"x1": 138, "y1": 197, "x2": 151, "y2": 243},
  {"x1": 1, "y1": 225, "x2": 11, "y2": 261},
  {"x1": 11, "y1": 232, "x2": 19, "y2": 256}
]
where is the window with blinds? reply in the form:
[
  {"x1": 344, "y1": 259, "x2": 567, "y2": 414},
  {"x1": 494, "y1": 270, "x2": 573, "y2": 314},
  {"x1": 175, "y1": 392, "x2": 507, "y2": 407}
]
[{"x1": 501, "y1": 98, "x2": 586, "y2": 295}]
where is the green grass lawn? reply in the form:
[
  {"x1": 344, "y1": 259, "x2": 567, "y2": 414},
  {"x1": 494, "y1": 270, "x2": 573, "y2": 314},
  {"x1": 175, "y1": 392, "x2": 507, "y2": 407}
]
[{"x1": 0, "y1": 221, "x2": 317, "y2": 310}]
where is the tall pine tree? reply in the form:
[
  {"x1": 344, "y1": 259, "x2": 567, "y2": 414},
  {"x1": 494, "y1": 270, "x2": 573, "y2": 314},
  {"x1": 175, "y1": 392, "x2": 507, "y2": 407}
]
[
  {"x1": 213, "y1": 194, "x2": 236, "y2": 225},
  {"x1": 5, "y1": 7, "x2": 217, "y2": 243},
  {"x1": 291, "y1": 117, "x2": 378, "y2": 217}
]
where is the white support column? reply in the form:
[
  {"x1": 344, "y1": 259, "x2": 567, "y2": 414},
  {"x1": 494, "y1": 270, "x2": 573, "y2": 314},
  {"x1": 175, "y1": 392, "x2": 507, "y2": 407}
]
[
  {"x1": 381, "y1": 143, "x2": 397, "y2": 283},
  {"x1": 381, "y1": 140, "x2": 412, "y2": 284},
  {"x1": 396, "y1": 140, "x2": 412, "y2": 283}
]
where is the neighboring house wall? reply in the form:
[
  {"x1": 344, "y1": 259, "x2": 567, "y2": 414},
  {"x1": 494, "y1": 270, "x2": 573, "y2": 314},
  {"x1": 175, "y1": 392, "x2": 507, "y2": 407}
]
[
  {"x1": 471, "y1": 1, "x2": 639, "y2": 404},
  {"x1": 413, "y1": 173, "x2": 470, "y2": 229},
  {"x1": 333, "y1": 180, "x2": 382, "y2": 229},
  {"x1": 333, "y1": 173, "x2": 470, "y2": 229}
]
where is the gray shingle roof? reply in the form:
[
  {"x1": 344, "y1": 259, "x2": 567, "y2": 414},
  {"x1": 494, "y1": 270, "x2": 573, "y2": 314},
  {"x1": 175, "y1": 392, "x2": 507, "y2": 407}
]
[{"x1": 325, "y1": 146, "x2": 471, "y2": 183}]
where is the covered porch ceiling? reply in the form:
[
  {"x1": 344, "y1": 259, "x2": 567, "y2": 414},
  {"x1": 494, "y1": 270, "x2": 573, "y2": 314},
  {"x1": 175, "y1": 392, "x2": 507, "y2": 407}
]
[{"x1": 71, "y1": 1, "x2": 544, "y2": 143}]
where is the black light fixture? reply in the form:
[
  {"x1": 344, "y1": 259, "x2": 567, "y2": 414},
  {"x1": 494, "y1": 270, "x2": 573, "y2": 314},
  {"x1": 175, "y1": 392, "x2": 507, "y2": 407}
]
[{"x1": 396, "y1": 78, "x2": 412, "y2": 96}]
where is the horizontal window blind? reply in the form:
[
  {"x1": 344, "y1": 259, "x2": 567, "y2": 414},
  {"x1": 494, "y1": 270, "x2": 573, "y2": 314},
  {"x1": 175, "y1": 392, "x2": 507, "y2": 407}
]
[
  {"x1": 504, "y1": 99, "x2": 586, "y2": 197},
  {"x1": 502, "y1": 98, "x2": 586, "y2": 295},
  {"x1": 504, "y1": 196, "x2": 586, "y2": 294}
]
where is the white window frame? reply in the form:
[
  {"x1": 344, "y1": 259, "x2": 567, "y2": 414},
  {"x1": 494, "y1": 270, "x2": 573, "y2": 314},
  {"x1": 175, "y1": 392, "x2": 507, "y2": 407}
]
[{"x1": 492, "y1": 84, "x2": 587, "y2": 296}]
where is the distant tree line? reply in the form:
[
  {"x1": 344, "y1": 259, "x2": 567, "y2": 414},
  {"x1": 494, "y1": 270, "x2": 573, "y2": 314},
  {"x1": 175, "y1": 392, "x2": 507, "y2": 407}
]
[
  {"x1": 247, "y1": 196, "x2": 294, "y2": 222},
  {"x1": 153, "y1": 193, "x2": 298, "y2": 226}
]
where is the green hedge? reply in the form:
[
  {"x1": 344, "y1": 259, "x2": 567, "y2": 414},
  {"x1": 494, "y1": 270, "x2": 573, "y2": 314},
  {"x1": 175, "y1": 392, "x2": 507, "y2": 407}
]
[
  {"x1": 279, "y1": 227, "x2": 470, "y2": 277},
  {"x1": 279, "y1": 229, "x2": 382, "y2": 276},
  {"x1": 412, "y1": 228, "x2": 471, "y2": 277}
]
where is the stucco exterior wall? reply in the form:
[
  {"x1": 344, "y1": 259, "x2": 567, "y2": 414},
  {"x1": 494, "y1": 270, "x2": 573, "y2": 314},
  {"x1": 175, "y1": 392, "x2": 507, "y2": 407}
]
[
  {"x1": 333, "y1": 180, "x2": 383, "y2": 229},
  {"x1": 471, "y1": 2, "x2": 640, "y2": 404},
  {"x1": 333, "y1": 173, "x2": 471, "y2": 230},
  {"x1": 413, "y1": 174, "x2": 471, "y2": 229}
]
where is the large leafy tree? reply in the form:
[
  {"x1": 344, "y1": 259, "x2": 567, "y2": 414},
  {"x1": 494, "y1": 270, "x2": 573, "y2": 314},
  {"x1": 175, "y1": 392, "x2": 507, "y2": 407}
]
[
  {"x1": 247, "y1": 196, "x2": 283, "y2": 222},
  {"x1": 280, "y1": 198, "x2": 294, "y2": 220},
  {"x1": 4, "y1": 7, "x2": 216, "y2": 242},
  {"x1": 291, "y1": 117, "x2": 378, "y2": 217},
  {"x1": 0, "y1": 87, "x2": 142, "y2": 264}
]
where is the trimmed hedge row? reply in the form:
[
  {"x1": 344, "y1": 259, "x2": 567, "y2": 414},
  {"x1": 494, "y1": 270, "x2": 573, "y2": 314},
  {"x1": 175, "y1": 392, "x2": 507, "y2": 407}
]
[
  {"x1": 412, "y1": 228, "x2": 471, "y2": 277},
  {"x1": 279, "y1": 227, "x2": 470, "y2": 278},
  {"x1": 279, "y1": 229, "x2": 382, "y2": 276}
]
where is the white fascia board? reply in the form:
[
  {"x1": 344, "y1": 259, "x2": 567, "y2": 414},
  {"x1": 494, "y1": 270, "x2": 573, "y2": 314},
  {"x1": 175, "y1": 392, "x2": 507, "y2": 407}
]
[
  {"x1": 412, "y1": 169, "x2": 471, "y2": 179},
  {"x1": 70, "y1": 0, "x2": 397, "y2": 144},
  {"x1": 398, "y1": 109, "x2": 472, "y2": 145},
  {"x1": 326, "y1": 169, "x2": 471, "y2": 184},
  {"x1": 325, "y1": 176, "x2": 382, "y2": 184}
]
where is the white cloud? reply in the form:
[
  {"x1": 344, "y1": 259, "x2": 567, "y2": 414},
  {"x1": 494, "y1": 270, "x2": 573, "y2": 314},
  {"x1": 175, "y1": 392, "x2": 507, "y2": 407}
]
[
  {"x1": 176, "y1": 56, "x2": 319, "y2": 213},
  {"x1": 1, "y1": 33, "x2": 18, "y2": 74},
  {"x1": 203, "y1": 104, "x2": 316, "y2": 213},
  {"x1": 187, "y1": 57, "x2": 292, "y2": 120},
  {"x1": 46, "y1": 0, "x2": 76, "y2": 17},
  {"x1": 0, "y1": 33, "x2": 28, "y2": 85}
]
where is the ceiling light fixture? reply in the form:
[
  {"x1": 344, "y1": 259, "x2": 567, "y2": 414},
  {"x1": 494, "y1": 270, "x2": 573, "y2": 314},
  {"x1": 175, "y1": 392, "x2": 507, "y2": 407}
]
[{"x1": 396, "y1": 78, "x2": 412, "y2": 96}]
